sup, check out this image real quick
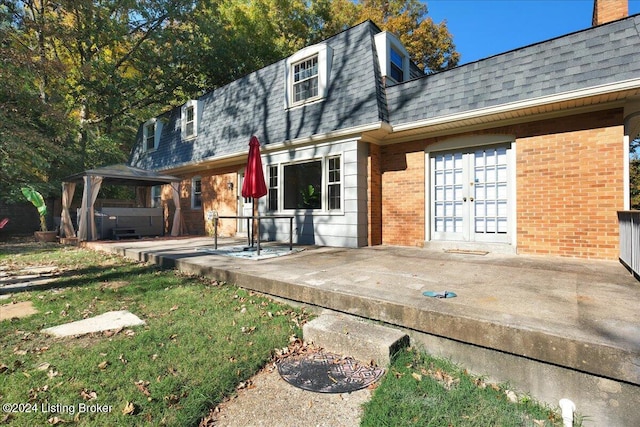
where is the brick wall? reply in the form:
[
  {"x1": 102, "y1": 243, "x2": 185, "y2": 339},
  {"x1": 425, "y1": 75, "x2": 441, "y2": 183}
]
[
  {"x1": 592, "y1": 0, "x2": 628, "y2": 26},
  {"x1": 515, "y1": 109, "x2": 624, "y2": 259},
  {"x1": 170, "y1": 167, "x2": 240, "y2": 237},
  {"x1": 380, "y1": 141, "x2": 426, "y2": 247},
  {"x1": 377, "y1": 109, "x2": 624, "y2": 259}
]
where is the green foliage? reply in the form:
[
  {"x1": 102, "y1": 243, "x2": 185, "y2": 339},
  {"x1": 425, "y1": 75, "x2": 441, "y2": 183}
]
[{"x1": 21, "y1": 186, "x2": 48, "y2": 231}]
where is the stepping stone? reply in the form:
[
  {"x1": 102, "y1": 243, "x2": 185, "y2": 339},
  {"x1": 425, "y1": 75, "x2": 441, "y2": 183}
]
[
  {"x1": 303, "y1": 311, "x2": 409, "y2": 367},
  {"x1": 41, "y1": 310, "x2": 145, "y2": 337},
  {"x1": 0, "y1": 301, "x2": 38, "y2": 321}
]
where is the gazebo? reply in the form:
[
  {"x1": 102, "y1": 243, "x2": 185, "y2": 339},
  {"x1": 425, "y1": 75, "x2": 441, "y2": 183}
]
[{"x1": 62, "y1": 164, "x2": 182, "y2": 241}]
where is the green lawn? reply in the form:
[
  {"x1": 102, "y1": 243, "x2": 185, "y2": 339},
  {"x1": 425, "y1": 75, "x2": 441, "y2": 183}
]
[
  {"x1": 0, "y1": 241, "x2": 307, "y2": 426},
  {"x1": 361, "y1": 347, "x2": 575, "y2": 427}
]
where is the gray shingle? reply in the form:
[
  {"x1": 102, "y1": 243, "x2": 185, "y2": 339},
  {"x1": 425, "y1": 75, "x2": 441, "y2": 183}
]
[
  {"x1": 388, "y1": 15, "x2": 640, "y2": 126},
  {"x1": 130, "y1": 21, "x2": 387, "y2": 171}
]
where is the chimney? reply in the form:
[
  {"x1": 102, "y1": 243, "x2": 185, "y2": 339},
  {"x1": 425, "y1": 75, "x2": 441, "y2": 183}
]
[{"x1": 592, "y1": 0, "x2": 628, "y2": 26}]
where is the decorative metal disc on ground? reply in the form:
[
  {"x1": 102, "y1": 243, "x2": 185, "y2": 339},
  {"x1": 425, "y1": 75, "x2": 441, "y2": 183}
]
[{"x1": 276, "y1": 351, "x2": 385, "y2": 393}]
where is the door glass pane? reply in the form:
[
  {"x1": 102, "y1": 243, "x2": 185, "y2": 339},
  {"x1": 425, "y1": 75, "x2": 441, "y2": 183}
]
[
  {"x1": 473, "y1": 148, "x2": 508, "y2": 234},
  {"x1": 433, "y1": 152, "x2": 464, "y2": 233}
]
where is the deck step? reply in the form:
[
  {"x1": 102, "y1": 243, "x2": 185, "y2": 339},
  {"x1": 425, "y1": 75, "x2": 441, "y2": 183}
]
[{"x1": 303, "y1": 311, "x2": 409, "y2": 366}]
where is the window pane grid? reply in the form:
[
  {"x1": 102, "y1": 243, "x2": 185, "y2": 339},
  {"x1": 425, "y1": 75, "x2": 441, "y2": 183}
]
[
  {"x1": 185, "y1": 106, "x2": 195, "y2": 137},
  {"x1": 474, "y1": 148, "x2": 508, "y2": 234},
  {"x1": 293, "y1": 56, "x2": 319, "y2": 102},
  {"x1": 145, "y1": 123, "x2": 155, "y2": 150},
  {"x1": 268, "y1": 166, "x2": 278, "y2": 211},
  {"x1": 433, "y1": 153, "x2": 463, "y2": 233},
  {"x1": 328, "y1": 156, "x2": 341, "y2": 210},
  {"x1": 192, "y1": 178, "x2": 202, "y2": 209}
]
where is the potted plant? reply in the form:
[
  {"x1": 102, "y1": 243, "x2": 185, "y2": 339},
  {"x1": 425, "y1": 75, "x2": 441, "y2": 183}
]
[{"x1": 21, "y1": 186, "x2": 57, "y2": 242}]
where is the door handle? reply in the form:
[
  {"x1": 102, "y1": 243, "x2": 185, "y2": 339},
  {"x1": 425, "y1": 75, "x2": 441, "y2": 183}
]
[
  {"x1": 463, "y1": 197, "x2": 467, "y2": 202},
  {"x1": 469, "y1": 197, "x2": 474, "y2": 202}
]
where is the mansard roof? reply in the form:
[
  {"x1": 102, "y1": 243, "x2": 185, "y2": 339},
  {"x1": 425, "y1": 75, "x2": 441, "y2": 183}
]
[{"x1": 130, "y1": 20, "x2": 388, "y2": 171}]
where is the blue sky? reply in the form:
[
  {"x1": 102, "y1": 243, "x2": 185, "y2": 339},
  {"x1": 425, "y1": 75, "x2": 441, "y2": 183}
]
[{"x1": 426, "y1": 0, "x2": 640, "y2": 64}]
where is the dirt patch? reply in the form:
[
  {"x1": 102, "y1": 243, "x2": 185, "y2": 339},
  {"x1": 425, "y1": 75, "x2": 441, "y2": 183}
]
[
  {"x1": 0, "y1": 301, "x2": 38, "y2": 321},
  {"x1": 100, "y1": 281, "x2": 129, "y2": 291}
]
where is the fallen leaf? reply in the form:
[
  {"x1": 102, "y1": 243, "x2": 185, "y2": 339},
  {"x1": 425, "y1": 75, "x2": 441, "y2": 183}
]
[
  {"x1": 36, "y1": 362, "x2": 51, "y2": 371},
  {"x1": 169, "y1": 305, "x2": 179, "y2": 312},
  {"x1": 119, "y1": 354, "x2": 128, "y2": 365},
  {"x1": 122, "y1": 401, "x2": 136, "y2": 415},
  {"x1": 135, "y1": 380, "x2": 151, "y2": 397},
  {"x1": 412, "y1": 372, "x2": 422, "y2": 381},
  {"x1": 47, "y1": 369, "x2": 59, "y2": 379},
  {"x1": 0, "y1": 363, "x2": 8, "y2": 373},
  {"x1": 80, "y1": 389, "x2": 97, "y2": 400},
  {"x1": 48, "y1": 416, "x2": 66, "y2": 424},
  {"x1": 98, "y1": 361, "x2": 109, "y2": 370}
]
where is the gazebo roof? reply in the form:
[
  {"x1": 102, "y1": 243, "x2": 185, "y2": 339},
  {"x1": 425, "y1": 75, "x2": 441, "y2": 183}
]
[{"x1": 63, "y1": 164, "x2": 181, "y2": 187}]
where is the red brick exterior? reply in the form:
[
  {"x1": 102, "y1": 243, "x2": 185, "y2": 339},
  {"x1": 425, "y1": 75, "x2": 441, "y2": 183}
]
[
  {"x1": 592, "y1": 0, "x2": 628, "y2": 26},
  {"x1": 165, "y1": 167, "x2": 240, "y2": 237},
  {"x1": 515, "y1": 109, "x2": 624, "y2": 259},
  {"x1": 374, "y1": 109, "x2": 625, "y2": 259}
]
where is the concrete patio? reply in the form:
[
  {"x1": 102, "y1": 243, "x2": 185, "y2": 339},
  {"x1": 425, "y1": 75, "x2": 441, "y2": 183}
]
[{"x1": 85, "y1": 236, "x2": 640, "y2": 426}]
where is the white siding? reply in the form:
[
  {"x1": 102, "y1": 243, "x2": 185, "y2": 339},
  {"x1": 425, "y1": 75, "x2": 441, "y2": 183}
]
[{"x1": 258, "y1": 138, "x2": 367, "y2": 247}]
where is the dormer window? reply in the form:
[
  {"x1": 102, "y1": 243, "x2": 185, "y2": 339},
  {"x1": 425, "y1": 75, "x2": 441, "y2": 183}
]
[
  {"x1": 285, "y1": 43, "x2": 333, "y2": 108},
  {"x1": 293, "y1": 56, "x2": 319, "y2": 103},
  {"x1": 143, "y1": 118, "x2": 160, "y2": 152},
  {"x1": 374, "y1": 31, "x2": 410, "y2": 85},
  {"x1": 390, "y1": 48, "x2": 404, "y2": 82},
  {"x1": 185, "y1": 105, "x2": 195, "y2": 137},
  {"x1": 181, "y1": 100, "x2": 201, "y2": 140}
]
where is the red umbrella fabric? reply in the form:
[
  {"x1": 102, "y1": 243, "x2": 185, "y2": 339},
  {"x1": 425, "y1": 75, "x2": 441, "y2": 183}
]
[{"x1": 241, "y1": 136, "x2": 267, "y2": 199}]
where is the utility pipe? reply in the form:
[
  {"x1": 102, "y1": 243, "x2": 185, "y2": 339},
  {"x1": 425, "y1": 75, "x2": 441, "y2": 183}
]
[{"x1": 559, "y1": 398, "x2": 576, "y2": 427}]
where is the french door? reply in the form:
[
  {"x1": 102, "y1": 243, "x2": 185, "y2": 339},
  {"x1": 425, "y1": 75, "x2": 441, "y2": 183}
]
[{"x1": 431, "y1": 145, "x2": 511, "y2": 243}]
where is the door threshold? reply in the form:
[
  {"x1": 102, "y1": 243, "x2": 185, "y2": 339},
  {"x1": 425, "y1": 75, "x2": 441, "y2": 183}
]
[{"x1": 424, "y1": 241, "x2": 516, "y2": 255}]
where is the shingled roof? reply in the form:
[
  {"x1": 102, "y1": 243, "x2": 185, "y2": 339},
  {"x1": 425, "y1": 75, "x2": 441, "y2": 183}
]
[
  {"x1": 130, "y1": 14, "x2": 640, "y2": 172},
  {"x1": 130, "y1": 20, "x2": 388, "y2": 171},
  {"x1": 386, "y1": 14, "x2": 640, "y2": 129}
]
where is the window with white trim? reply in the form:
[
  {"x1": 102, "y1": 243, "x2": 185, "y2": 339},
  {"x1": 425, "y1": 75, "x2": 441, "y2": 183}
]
[
  {"x1": 374, "y1": 31, "x2": 410, "y2": 85},
  {"x1": 285, "y1": 43, "x2": 332, "y2": 108},
  {"x1": 269, "y1": 155, "x2": 341, "y2": 211},
  {"x1": 327, "y1": 156, "x2": 341, "y2": 210},
  {"x1": 181, "y1": 100, "x2": 201, "y2": 140},
  {"x1": 191, "y1": 177, "x2": 202, "y2": 209},
  {"x1": 293, "y1": 56, "x2": 319, "y2": 103},
  {"x1": 268, "y1": 166, "x2": 278, "y2": 211},
  {"x1": 390, "y1": 47, "x2": 404, "y2": 83},
  {"x1": 143, "y1": 118, "x2": 160, "y2": 151},
  {"x1": 151, "y1": 186, "x2": 162, "y2": 208}
]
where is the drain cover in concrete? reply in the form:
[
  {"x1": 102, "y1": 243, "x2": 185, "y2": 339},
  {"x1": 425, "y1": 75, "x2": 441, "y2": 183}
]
[
  {"x1": 0, "y1": 301, "x2": 38, "y2": 321},
  {"x1": 277, "y1": 351, "x2": 384, "y2": 393},
  {"x1": 41, "y1": 310, "x2": 145, "y2": 337}
]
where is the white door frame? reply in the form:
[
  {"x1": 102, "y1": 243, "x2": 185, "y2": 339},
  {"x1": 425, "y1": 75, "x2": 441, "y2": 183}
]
[
  {"x1": 237, "y1": 169, "x2": 253, "y2": 234},
  {"x1": 424, "y1": 135, "x2": 517, "y2": 250}
]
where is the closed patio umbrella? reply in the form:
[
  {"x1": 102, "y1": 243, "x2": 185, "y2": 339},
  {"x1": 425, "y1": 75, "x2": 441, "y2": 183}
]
[{"x1": 241, "y1": 136, "x2": 268, "y2": 248}]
